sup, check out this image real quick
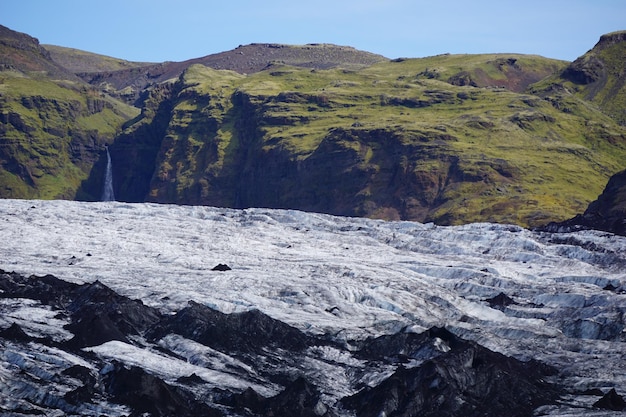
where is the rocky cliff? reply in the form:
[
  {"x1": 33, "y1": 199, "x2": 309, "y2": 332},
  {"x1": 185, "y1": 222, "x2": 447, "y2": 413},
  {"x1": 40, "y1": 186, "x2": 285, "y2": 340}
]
[
  {"x1": 541, "y1": 168, "x2": 626, "y2": 236},
  {"x1": 108, "y1": 56, "x2": 626, "y2": 227}
]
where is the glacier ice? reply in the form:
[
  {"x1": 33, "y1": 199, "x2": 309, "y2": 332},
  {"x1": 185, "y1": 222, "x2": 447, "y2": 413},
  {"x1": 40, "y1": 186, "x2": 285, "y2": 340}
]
[{"x1": 0, "y1": 199, "x2": 625, "y2": 416}]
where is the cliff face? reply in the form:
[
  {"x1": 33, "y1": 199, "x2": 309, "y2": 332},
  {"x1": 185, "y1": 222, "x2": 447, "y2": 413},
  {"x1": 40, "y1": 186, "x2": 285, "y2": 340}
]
[
  {"x1": 113, "y1": 59, "x2": 626, "y2": 227},
  {"x1": 584, "y1": 169, "x2": 626, "y2": 234},
  {"x1": 542, "y1": 169, "x2": 626, "y2": 236}
]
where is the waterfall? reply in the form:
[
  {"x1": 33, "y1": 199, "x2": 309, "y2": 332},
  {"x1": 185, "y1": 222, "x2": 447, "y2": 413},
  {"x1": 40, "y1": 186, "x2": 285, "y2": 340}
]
[{"x1": 101, "y1": 147, "x2": 115, "y2": 201}]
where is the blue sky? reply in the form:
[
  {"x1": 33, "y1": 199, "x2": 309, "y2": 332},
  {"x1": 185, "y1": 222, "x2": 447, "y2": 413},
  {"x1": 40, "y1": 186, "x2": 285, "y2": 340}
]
[{"x1": 2, "y1": 0, "x2": 625, "y2": 63}]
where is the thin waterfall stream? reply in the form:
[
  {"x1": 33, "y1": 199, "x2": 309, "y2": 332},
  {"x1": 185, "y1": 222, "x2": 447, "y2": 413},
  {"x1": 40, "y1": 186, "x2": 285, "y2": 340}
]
[{"x1": 101, "y1": 147, "x2": 115, "y2": 201}]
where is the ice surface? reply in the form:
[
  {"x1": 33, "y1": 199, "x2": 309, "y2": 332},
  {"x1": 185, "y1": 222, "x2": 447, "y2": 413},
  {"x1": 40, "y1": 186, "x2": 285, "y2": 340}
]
[{"x1": 1, "y1": 199, "x2": 625, "y2": 415}]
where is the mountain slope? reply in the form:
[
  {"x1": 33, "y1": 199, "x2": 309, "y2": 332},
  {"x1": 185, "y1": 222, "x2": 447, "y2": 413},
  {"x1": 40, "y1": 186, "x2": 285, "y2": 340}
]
[
  {"x1": 0, "y1": 25, "x2": 80, "y2": 81},
  {"x1": 0, "y1": 199, "x2": 625, "y2": 415},
  {"x1": 2, "y1": 25, "x2": 626, "y2": 229},
  {"x1": 0, "y1": 25, "x2": 139, "y2": 199},
  {"x1": 536, "y1": 30, "x2": 626, "y2": 125},
  {"x1": 107, "y1": 57, "x2": 626, "y2": 227},
  {"x1": 44, "y1": 44, "x2": 154, "y2": 74}
]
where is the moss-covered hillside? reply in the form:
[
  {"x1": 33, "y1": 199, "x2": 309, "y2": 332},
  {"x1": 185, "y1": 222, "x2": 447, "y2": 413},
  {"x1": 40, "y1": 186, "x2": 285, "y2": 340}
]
[
  {"x1": 111, "y1": 54, "x2": 626, "y2": 227},
  {"x1": 0, "y1": 25, "x2": 139, "y2": 199},
  {"x1": 542, "y1": 30, "x2": 626, "y2": 125},
  {"x1": 2, "y1": 23, "x2": 626, "y2": 229}
]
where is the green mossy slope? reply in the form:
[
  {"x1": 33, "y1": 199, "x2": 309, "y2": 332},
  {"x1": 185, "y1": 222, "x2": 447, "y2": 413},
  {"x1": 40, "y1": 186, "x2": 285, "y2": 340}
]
[
  {"x1": 123, "y1": 56, "x2": 626, "y2": 227},
  {"x1": 0, "y1": 72, "x2": 138, "y2": 199},
  {"x1": 3, "y1": 24, "x2": 626, "y2": 229},
  {"x1": 0, "y1": 25, "x2": 139, "y2": 200},
  {"x1": 541, "y1": 30, "x2": 626, "y2": 125}
]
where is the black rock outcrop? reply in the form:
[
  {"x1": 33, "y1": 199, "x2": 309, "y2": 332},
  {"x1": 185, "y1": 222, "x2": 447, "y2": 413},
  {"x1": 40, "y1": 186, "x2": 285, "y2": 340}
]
[
  {"x1": 226, "y1": 377, "x2": 337, "y2": 417},
  {"x1": 148, "y1": 300, "x2": 313, "y2": 353},
  {"x1": 540, "y1": 169, "x2": 626, "y2": 236},
  {"x1": 0, "y1": 270, "x2": 162, "y2": 349},
  {"x1": 485, "y1": 292, "x2": 516, "y2": 310},
  {"x1": 64, "y1": 280, "x2": 162, "y2": 349},
  {"x1": 103, "y1": 361, "x2": 221, "y2": 417},
  {"x1": 344, "y1": 338, "x2": 560, "y2": 417},
  {"x1": 593, "y1": 388, "x2": 626, "y2": 411},
  {"x1": 212, "y1": 263, "x2": 232, "y2": 271},
  {"x1": 355, "y1": 327, "x2": 467, "y2": 364}
]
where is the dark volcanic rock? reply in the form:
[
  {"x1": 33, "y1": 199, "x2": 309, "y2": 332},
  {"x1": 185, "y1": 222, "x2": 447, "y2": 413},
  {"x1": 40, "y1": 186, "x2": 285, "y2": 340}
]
[
  {"x1": 149, "y1": 300, "x2": 312, "y2": 353},
  {"x1": 343, "y1": 330, "x2": 561, "y2": 417},
  {"x1": 263, "y1": 377, "x2": 335, "y2": 417},
  {"x1": 64, "y1": 280, "x2": 162, "y2": 349},
  {"x1": 0, "y1": 320, "x2": 58, "y2": 348},
  {"x1": 0, "y1": 269, "x2": 79, "y2": 308},
  {"x1": 355, "y1": 327, "x2": 468, "y2": 364},
  {"x1": 485, "y1": 292, "x2": 516, "y2": 310},
  {"x1": 64, "y1": 308, "x2": 133, "y2": 349},
  {"x1": 593, "y1": 388, "x2": 626, "y2": 411},
  {"x1": 62, "y1": 366, "x2": 100, "y2": 405},
  {"x1": 0, "y1": 270, "x2": 162, "y2": 349},
  {"x1": 226, "y1": 377, "x2": 336, "y2": 417},
  {"x1": 103, "y1": 361, "x2": 221, "y2": 417},
  {"x1": 212, "y1": 263, "x2": 232, "y2": 271},
  {"x1": 540, "y1": 169, "x2": 626, "y2": 236},
  {"x1": 0, "y1": 322, "x2": 37, "y2": 342}
]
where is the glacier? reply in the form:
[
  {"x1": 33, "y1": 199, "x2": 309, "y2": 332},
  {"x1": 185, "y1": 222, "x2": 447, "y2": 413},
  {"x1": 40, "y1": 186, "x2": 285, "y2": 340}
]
[{"x1": 0, "y1": 199, "x2": 625, "y2": 416}]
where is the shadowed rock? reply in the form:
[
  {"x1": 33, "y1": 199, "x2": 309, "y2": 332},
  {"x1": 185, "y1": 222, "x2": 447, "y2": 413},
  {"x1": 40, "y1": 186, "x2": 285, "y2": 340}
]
[
  {"x1": 149, "y1": 301, "x2": 312, "y2": 353},
  {"x1": 343, "y1": 328, "x2": 561, "y2": 417},
  {"x1": 211, "y1": 263, "x2": 232, "y2": 271},
  {"x1": 0, "y1": 270, "x2": 162, "y2": 349},
  {"x1": 0, "y1": 270, "x2": 79, "y2": 308},
  {"x1": 593, "y1": 388, "x2": 626, "y2": 411},
  {"x1": 63, "y1": 281, "x2": 162, "y2": 349},
  {"x1": 485, "y1": 292, "x2": 516, "y2": 310},
  {"x1": 225, "y1": 377, "x2": 337, "y2": 417},
  {"x1": 355, "y1": 327, "x2": 467, "y2": 364},
  {"x1": 103, "y1": 361, "x2": 221, "y2": 416},
  {"x1": 540, "y1": 169, "x2": 626, "y2": 236}
]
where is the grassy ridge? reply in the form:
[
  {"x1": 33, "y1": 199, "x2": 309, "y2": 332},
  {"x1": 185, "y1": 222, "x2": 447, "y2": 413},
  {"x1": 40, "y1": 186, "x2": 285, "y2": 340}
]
[{"x1": 539, "y1": 30, "x2": 626, "y2": 125}]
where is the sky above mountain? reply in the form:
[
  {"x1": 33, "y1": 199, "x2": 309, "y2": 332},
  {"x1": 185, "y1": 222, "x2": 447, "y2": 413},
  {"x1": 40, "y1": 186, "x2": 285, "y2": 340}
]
[{"x1": 2, "y1": 0, "x2": 625, "y2": 63}]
